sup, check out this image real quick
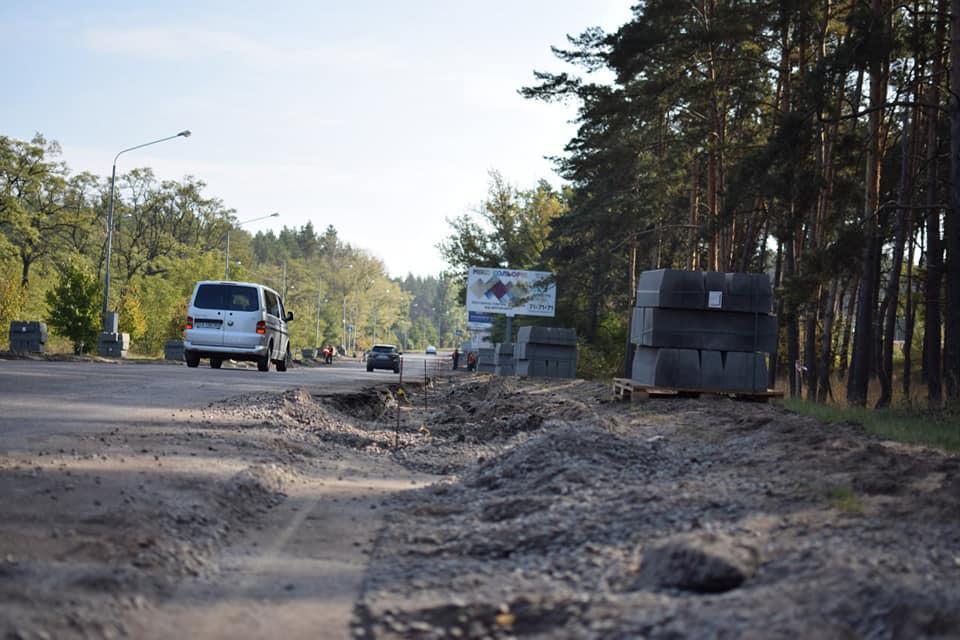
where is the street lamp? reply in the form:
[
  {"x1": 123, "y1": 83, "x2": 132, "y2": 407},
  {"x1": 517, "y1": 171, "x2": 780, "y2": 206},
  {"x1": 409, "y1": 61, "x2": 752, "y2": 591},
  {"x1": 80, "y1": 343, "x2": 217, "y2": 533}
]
[
  {"x1": 102, "y1": 129, "x2": 190, "y2": 331},
  {"x1": 102, "y1": 130, "x2": 191, "y2": 331},
  {"x1": 225, "y1": 212, "x2": 279, "y2": 279}
]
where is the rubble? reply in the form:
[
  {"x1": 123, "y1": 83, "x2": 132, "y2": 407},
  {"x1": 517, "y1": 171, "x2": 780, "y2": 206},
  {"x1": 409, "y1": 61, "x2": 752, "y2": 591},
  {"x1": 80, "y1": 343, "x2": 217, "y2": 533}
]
[{"x1": 2, "y1": 374, "x2": 958, "y2": 639}]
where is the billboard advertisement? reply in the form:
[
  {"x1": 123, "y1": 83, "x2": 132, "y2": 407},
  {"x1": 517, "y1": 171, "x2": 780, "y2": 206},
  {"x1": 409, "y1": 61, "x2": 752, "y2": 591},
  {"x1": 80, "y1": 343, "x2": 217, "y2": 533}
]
[{"x1": 466, "y1": 266, "x2": 556, "y2": 318}]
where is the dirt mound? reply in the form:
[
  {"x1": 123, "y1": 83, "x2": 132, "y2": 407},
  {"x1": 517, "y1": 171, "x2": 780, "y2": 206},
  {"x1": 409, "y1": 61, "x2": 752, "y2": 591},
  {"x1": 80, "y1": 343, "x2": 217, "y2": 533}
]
[
  {"x1": 318, "y1": 387, "x2": 396, "y2": 421},
  {"x1": 356, "y1": 378, "x2": 960, "y2": 639}
]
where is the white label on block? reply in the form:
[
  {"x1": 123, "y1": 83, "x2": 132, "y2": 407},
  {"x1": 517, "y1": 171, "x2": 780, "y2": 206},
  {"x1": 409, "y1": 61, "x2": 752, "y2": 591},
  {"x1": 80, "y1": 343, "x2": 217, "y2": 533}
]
[{"x1": 708, "y1": 291, "x2": 723, "y2": 309}]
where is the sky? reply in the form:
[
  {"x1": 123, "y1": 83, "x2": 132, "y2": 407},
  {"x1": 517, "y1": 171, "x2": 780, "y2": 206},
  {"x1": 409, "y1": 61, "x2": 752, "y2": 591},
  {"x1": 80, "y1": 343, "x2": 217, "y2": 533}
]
[{"x1": 1, "y1": 1, "x2": 633, "y2": 278}]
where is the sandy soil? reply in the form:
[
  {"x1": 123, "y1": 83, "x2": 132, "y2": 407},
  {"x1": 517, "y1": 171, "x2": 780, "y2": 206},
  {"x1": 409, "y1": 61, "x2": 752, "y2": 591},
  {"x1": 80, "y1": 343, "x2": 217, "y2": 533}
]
[{"x1": 2, "y1": 375, "x2": 958, "y2": 639}]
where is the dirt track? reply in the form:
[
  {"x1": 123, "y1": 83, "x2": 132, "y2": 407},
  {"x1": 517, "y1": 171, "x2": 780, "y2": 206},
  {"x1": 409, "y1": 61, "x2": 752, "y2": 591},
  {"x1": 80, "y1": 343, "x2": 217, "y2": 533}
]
[{"x1": 2, "y1": 375, "x2": 959, "y2": 639}]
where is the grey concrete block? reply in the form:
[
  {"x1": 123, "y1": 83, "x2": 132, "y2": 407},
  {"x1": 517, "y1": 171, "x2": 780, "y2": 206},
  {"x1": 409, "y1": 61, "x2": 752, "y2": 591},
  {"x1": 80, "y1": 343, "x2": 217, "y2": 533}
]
[
  {"x1": 723, "y1": 273, "x2": 773, "y2": 313},
  {"x1": 631, "y1": 347, "x2": 701, "y2": 389},
  {"x1": 687, "y1": 349, "x2": 769, "y2": 392},
  {"x1": 722, "y1": 352, "x2": 768, "y2": 392},
  {"x1": 636, "y1": 269, "x2": 773, "y2": 313},
  {"x1": 99, "y1": 332, "x2": 131, "y2": 349},
  {"x1": 9, "y1": 321, "x2": 49, "y2": 341},
  {"x1": 103, "y1": 312, "x2": 119, "y2": 334},
  {"x1": 494, "y1": 361, "x2": 515, "y2": 376},
  {"x1": 631, "y1": 307, "x2": 778, "y2": 353},
  {"x1": 494, "y1": 342, "x2": 514, "y2": 356},
  {"x1": 516, "y1": 326, "x2": 577, "y2": 346},
  {"x1": 700, "y1": 349, "x2": 725, "y2": 390},
  {"x1": 515, "y1": 358, "x2": 576, "y2": 379},
  {"x1": 636, "y1": 269, "x2": 706, "y2": 310},
  {"x1": 514, "y1": 342, "x2": 578, "y2": 360},
  {"x1": 10, "y1": 335, "x2": 45, "y2": 353},
  {"x1": 98, "y1": 331, "x2": 130, "y2": 358},
  {"x1": 164, "y1": 340, "x2": 185, "y2": 361}
]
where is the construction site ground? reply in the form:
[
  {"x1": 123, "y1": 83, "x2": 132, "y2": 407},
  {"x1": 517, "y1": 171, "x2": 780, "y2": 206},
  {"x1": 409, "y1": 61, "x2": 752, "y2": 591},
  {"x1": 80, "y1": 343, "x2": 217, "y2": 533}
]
[{"x1": 2, "y1": 373, "x2": 958, "y2": 639}]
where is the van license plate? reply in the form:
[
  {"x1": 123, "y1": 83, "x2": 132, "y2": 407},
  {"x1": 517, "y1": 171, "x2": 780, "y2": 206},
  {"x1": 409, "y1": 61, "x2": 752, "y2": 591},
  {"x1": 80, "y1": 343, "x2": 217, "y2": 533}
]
[{"x1": 196, "y1": 320, "x2": 221, "y2": 329}]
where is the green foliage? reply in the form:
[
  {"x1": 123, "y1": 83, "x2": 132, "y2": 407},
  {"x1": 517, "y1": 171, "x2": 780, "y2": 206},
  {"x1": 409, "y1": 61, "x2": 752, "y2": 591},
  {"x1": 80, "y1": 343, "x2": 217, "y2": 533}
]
[
  {"x1": 1, "y1": 132, "x2": 461, "y2": 358},
  {"x1": 44, "y1": 261, "x2": 100, "y2": 354},
  {"x1": 0, "y1": 260, "x2": 26, "y2": 349},
  {"x1": 117, "y1": 286, "x2": 147, "y2": 341},
  {"x1": 439, "y1": 171, "x2": 566, "y2": 283},
  {"x1": 575, "y1": 313, "x2": 628, "y2": 380}
]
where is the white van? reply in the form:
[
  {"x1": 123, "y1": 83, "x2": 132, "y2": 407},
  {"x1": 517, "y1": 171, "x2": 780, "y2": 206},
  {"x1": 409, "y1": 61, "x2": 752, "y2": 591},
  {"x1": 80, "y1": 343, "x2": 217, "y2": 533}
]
[{"x1": 183, "y1": 280, "x2": 293, "y2": 372}]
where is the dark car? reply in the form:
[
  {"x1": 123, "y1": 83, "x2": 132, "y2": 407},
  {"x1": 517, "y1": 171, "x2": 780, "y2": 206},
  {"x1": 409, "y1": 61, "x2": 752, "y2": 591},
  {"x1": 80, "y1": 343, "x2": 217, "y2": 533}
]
[{"x1": 366, "y1": 344, "x2": 401, "y2": 373}]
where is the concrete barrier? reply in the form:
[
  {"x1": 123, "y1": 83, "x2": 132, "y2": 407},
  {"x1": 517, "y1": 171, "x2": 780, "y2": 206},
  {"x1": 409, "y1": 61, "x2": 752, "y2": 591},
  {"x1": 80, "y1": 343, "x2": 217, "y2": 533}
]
[
  {"x1": 164, "y1": 340, "x2": 185, "y2": 361},
  {"x1": 98, "y1": 331, "x2": 130, "y2": 358},
  {"x1": 9, "y1": 321, "x2": 48, "y2": 354}
]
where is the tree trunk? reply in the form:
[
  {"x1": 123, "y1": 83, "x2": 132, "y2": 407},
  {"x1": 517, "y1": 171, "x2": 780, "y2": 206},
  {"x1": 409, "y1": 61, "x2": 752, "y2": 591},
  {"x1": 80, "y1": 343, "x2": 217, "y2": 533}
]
[
  {"x1": 903, "y1": 224, "x2": 917, "y2": 399},
  {"x1": 878, "y1": 107, "x2": 915, "y2": 408},
  {"x1": 817, "y1": 279, "x2": 839, "y2": 402},
  {"x1": 925, "y1": 1, "x2": 946, "y2": 406},
  {"x1": 785, "y1": 235, "x2": 800, "y2": 398},
  {"x1": 838, "y1": 276, "x2": 859, "y2": 379},
  {"x1": 945, "y1": 0, "x2": 960, "y2": 399},
  {"x1": 770, "y1": 238, "x2": 784, "y2": 390},
  {"x1": 847, "y1": 1, "x2": 887, "y2": 407},
  {"x1": 804, "y1": 297, "x2": 819, "y2": 402}
]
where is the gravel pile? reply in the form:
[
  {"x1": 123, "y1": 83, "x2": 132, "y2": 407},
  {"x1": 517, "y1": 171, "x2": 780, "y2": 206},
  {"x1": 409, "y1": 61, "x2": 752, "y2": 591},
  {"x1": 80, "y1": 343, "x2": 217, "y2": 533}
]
[{"x1": 348, "y1": 377, "x2": 960, "y2": 639}]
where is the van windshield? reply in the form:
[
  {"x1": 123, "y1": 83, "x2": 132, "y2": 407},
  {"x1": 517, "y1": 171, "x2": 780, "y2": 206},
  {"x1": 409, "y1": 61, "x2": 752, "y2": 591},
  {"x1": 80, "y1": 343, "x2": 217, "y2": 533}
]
[{"x1": 194, "y1": 284, "x2": 260, "y2": 312}]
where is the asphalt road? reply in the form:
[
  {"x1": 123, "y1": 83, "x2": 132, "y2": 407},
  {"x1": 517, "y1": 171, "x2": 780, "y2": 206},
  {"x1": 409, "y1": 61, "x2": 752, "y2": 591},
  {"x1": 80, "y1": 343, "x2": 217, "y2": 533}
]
[{"x1": 0, "y1": 354, "x2": 448, "y2": 451}]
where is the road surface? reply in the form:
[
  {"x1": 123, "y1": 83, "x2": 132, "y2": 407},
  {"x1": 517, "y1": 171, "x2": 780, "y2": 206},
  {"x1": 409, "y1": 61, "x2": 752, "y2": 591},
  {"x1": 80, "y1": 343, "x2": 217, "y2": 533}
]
[
  {"x1": 0, "y1": 355, "x2": 447, "y2": 450},
  {"x1": 0, "y1": 355, "x2": 445, "y2": 640}
]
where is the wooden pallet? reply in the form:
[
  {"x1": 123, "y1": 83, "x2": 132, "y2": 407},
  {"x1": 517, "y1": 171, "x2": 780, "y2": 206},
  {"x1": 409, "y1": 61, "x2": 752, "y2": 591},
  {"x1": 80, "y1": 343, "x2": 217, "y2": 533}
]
[{"x1": 612, "y1": 378, "x2": 784, "y2": 403}]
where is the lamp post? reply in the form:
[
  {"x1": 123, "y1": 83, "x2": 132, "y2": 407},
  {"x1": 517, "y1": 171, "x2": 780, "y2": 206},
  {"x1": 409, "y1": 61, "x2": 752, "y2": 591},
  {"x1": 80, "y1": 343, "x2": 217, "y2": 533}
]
[
  {"x1": 316, "y1": 291, "x2": 323, "y2": 347},
  {"x1": 102, "y1": 130, "x2": 191, "y2": 330},
  {"x1": 225, "y1": 212, "x2": 279, "y2": 279}
]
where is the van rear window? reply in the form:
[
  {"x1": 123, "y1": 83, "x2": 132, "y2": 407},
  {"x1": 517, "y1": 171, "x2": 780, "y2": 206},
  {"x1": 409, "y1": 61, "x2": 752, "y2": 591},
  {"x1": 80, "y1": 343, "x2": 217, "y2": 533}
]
[{"x1": 194, "y1": 284, "x2": 260, "y2": 311}]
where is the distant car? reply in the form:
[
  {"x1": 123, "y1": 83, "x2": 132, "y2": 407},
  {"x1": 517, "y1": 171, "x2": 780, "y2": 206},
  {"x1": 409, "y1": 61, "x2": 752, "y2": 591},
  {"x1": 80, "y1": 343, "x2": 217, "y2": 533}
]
[
  {"x1": 425, "y1": 345, "x2": 437, "y2": 355},
  {"x1": 366, "y1": 344, "x2": 401, "y2": 373},
  {"x1": 183, "y1": 280, "x2": 293, "y2": 372}
]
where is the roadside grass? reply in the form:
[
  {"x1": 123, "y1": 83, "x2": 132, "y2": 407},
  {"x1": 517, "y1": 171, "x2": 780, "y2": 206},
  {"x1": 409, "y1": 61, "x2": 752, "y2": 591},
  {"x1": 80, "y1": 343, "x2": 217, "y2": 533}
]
[
  {"x1": 783, "y1": 398, "x2": 960, "y2": 452},
  {"x1": 826, "y1": 485, "x2": 865, "y2": 514}
]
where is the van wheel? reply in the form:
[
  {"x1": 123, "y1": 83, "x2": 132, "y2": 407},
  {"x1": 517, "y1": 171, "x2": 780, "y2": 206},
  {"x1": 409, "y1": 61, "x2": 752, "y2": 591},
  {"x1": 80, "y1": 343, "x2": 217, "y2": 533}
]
[
  {"x1": 276, "y1": 347, "x2": 290, "y2": 372},
  {"x1": 186, "y1": 353, "x2": 200, "y2": 368},
  {"x1": 210, "y1": 357, "x2": 223, "y2": 369},
  {"x1": 257, "y1": 356, "x2": 270, "y2": 372}
]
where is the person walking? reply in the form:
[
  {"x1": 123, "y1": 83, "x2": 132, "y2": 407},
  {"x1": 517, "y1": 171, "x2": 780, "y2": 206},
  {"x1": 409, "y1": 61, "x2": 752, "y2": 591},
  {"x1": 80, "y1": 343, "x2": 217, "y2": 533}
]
[
  {"x1": 466, "y1": 350, "x2": 477, "y2": 372},
  {"x1": 452, "y1": 348, "x2": 460, "y2": 370}
]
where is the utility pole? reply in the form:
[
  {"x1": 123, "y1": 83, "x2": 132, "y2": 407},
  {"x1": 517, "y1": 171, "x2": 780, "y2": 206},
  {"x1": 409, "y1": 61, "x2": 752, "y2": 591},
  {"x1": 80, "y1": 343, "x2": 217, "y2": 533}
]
[{"x1": 316, "y1": 290, "x2": 322, "y2": 346}]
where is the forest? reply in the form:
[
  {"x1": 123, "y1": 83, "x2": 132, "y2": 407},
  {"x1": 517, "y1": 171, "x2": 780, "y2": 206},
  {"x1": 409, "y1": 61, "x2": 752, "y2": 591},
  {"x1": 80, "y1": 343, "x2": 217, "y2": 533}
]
[
  {"x1": 0, "y1": 134, "x2": 463, "y2": 357},
  {"x1": 442, "y1": 0, "x2": 960, "y2": 409}
]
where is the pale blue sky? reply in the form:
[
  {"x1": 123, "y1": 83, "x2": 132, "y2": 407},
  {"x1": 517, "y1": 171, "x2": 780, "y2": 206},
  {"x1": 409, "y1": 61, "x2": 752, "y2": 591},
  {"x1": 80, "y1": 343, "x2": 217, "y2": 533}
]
[{"x1": 1, "y1": 1, "x2": 632, "y2": 277}]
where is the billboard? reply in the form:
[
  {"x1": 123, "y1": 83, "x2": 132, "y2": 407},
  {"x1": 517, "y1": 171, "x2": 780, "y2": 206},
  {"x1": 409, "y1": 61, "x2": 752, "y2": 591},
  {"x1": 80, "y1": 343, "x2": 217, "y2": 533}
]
[{"x1": 466, "y1": 266, "x2": 556, "y2": 318}]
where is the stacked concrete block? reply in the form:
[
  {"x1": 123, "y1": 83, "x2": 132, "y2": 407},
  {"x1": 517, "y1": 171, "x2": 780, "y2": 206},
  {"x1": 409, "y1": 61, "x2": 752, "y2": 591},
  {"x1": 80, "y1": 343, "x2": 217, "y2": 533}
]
[
  {"x1": 476, "y1": 346, "x2": 496, "y2": 374},
  {"x1": 494, "y1": 342, "x2": 515, "y2": 376},
  {"x1": 631, "y1": 347, "x2": 701, "y2": 389},
  {"x1": 631, "y1": 269, "x2": 776, "y2": 392},
  {"x1": 164, "y1": 340, "x2": 185, "y2": 361},
  {"x1": 9, "y1": 321, "x2": 48, "y2": 354},
  {"x1": 515, "y1": 326, "x2": 578, "y2": 379},
  {"x1": 630, "y1": 307, "x2": 777, "y2": 353},
  {"x1": 98, "y1": 332, "x2": 130, "y2": 358}
]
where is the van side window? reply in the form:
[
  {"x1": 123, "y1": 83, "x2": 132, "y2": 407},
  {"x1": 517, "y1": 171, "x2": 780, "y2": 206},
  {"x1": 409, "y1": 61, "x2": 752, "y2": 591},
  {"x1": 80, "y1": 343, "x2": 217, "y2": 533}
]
[{"x1": 264, "y1": 290, "x2": 280, "y2": 317}]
